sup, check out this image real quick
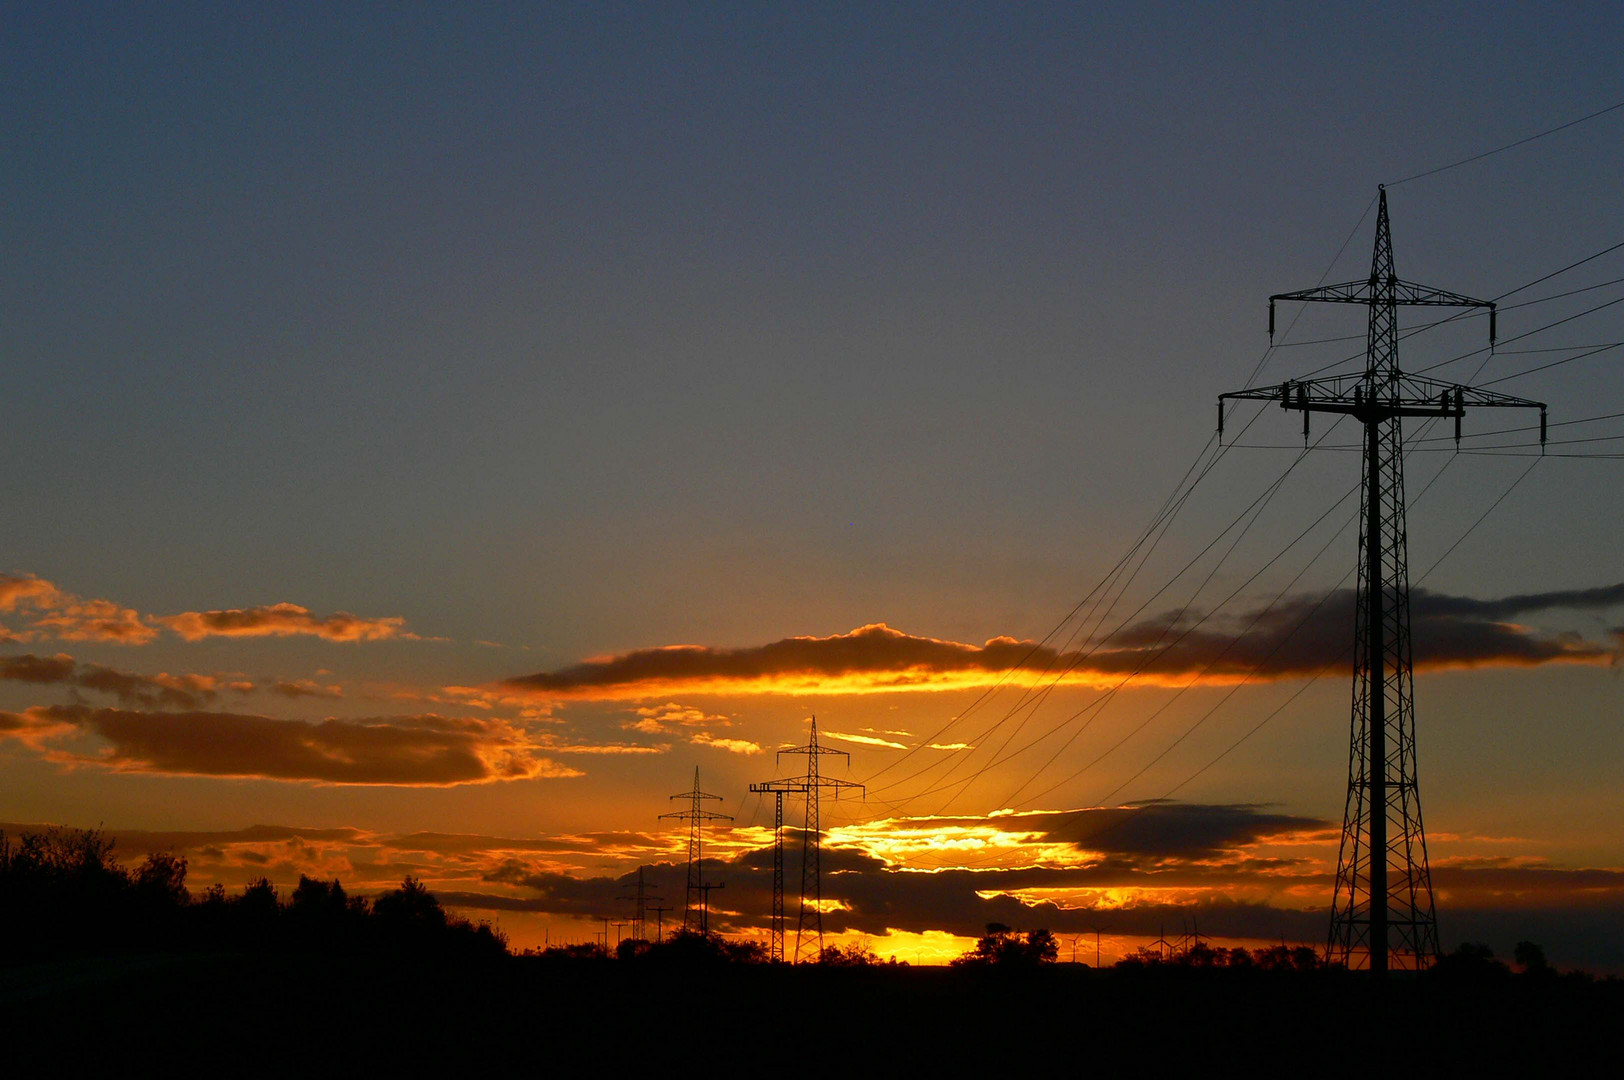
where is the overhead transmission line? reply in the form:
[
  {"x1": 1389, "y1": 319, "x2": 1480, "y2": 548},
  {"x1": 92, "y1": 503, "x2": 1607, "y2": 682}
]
[
  {"x1": 869, "y1": 412, "x2": 1360, "y2": 815},
  {"x1": 993, "y1": 411, "x2": 1467, "y2": 814},
  {"x1": 891, "y1": 113, "x2": 1624, "y2": 829},
  {"x1": 902, "y1": 356, "x2": 1547, "y2": 821},
  {"x1": 869, "y1": 161, "x2": 1623, "y2": 817},
  {"x1": 935, "y1": 449, "x2": 1538, "y2": 874},
  {"x1": 866, "y1": 194, "x2": 1410, "y2": 797},
  {"x1": 1385, "y1": 99, "x2": 1624, "y2": 187},
  {"x1": 880, "y1": 242, "x2": 1624, "y2": 810},
  {"x1": 862, "y1": 409, "x2": 1303, "y2": 804},
  {"x1": 1295, "y1": 265, "x2": 1624, "y2": 382}
]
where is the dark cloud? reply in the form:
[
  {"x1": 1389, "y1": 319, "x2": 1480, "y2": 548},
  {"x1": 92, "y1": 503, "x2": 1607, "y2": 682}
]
[
  {"x1": 447, "y1": 830, "x2": 1624, "y2": 969},
  {"x1": 0, "y1": 704, "x2": 577, "y2": 785},
  {"x1": 265, "y1": 678, "x2": 343, "y2": 700},
  {"x1": 459, "y1": 802, "x2": 1337, "y2": 937},
  {"x1": 995, "y1": 802, "x2": 1332, "y2": 860},
  {"x1": 501, "y1": 584, "x2": 1623, "y2": 699},
  {"x1": 1415, "y1": 583, "x2": 1624, "y2": 620},
  {"x1": 0, "y1": 652, "x2": 220, "y2": 709},
  {"x1": 502, "y1": 623, "x2": 1044, "y2": 698}
]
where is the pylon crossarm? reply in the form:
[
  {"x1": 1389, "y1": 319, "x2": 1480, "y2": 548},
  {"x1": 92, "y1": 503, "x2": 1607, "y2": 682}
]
[
  {"x1": 1272, "y1": 278, "x2": 1492, "y2": 309},
  {"x1": 805, "y1": 777, "x2": 865, "y2": 794},
  {"x1": 756, "y1": 776, "x2": 812, "y2": 792},
  {"x1": 777, "y1": 744, "x2": 849, "y2": 762},
  {"x1": 658, "y1": 809, "x2": 734, "y2": 821},
  {"x1": 1222, "y1": 376, "x2": 1543, "y2": 416}
]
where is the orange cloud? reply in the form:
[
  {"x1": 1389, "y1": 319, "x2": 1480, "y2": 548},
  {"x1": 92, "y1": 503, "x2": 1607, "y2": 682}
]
[
  {"x1": 0, "y1": 574, "x2": 65, "y2": 611},
  {"x1": 500, "y1": 584, "x2": 1624, "y2": 700},
  {"x1": 1, "y1": 574, "x2": 156, "y2": 643},
  {"x1": 1, "y1": 573, "x2": 418, "y2": 647},
  {"x1": 690, "y1": 732, "x2": 762, "y2": 755},
  {"x1": 157, "y1": 603, "x2": 408, "y2": 642},
  {"x1": 824, "y1": 730, "x2": 908, "y2": 750},
  {"x1": 621, "y1": 702, "x2": 733, "y2": 736},
  {"x1": 0, "y1": 704, "x2": 576, "y2": 786}
]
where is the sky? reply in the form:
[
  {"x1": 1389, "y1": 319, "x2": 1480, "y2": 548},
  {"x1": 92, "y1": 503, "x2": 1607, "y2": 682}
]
[{"x1": 3, "y1": 2, "x2": 1622, "y2": 967}]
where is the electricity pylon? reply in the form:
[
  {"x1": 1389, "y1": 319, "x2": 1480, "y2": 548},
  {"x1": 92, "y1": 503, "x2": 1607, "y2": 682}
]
[
  {"x1": 659, "y1": 767, "x2": 732, "y2": 934},
  {"x1": 648, "y1": 903, "x2": 672, "y2": 943},
  {"x1": 748, "y1": 773, "x2": 807, "y2": 962},
  {"x1": 1219, "y1": 186, "x2": 1545, "y2": 975},
  {"x1": 696, "y1": 881, "x2": 725, "y2": 934},
  {"x1": 617, "y1": 865, "x2": 661, "y2": 942},
  {"x1": 775, "y1": 717, "x2": 864, "y2": 963}
]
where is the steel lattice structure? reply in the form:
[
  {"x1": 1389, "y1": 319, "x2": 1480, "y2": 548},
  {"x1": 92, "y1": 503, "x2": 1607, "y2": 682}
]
[
  {"x1": 770, "y1": 717, "x2": 863, "y2": 964},
  {"x1": 747, "y1": 777, "x2": 804, "y2": 962},
  {"x1": 659, "y1": 767, "x2": 732, "y2": 934},
  {"x1": 1220, "y1": 187, "x2": 1544, "y2": 975},
  {"x1": 617, "y1": 865, "x2": 662, "y2": 943}
]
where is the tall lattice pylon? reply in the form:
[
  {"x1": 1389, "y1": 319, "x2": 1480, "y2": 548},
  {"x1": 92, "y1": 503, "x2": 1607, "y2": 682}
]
[
  {"x1": 775, "y1": 717, "x2": 863, "y2": 963},
  {"x1": 1220, "y1": 187, "x2": 1545, "y2": 975},
  {"x1": 659, "y1": 767, "x2": 732, "y2": 934}
]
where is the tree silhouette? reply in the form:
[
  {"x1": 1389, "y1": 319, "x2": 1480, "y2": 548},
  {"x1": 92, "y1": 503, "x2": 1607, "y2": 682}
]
[
  {"x1": 0, "y1": 827, "x2": 508, "y2": 964},
  {"x1": 1513, "y1": 940, "x2": 1549, "y2": 974},
  {"x1": 953, "y1": 923, "x2": 1059, "y2": 968}
]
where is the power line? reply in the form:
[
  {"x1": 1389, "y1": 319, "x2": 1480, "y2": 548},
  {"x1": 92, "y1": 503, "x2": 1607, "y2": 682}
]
[
  {"x1": 1412, "y1": 293, "x2": 1624, "y2": 376},
  {"x1": 1477, "y1": 340, "x2": 1624, "y2": 386},
  {"x1": 1289, "y1": 239, "x2": 1624, "y2": 381},
  {"x1": 943, "y1": 434, "x2": 1532, "y2": 878},
  {"x1": 875, "y1": 195, "x2": 1413, "y2": 798},
  {"x1": 864, "y1": 421, "x2": 1314, "y2": 806},
  {"x1": 859, "y1": 432, "x2": 1227, "y2": 787},
  {"x1": 1386, "y1": 99, "x2": 1624, "y2": 187}
]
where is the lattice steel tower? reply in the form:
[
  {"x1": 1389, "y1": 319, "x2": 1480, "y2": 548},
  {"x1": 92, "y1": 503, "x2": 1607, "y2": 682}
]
[
  {"x1": 617, "y1": 865, "x2": 661, "y2": 943},
  {"x1": 748, "y1": 773, "x2": 805, "y2": 963},
  {"x1": 1219, "y1": 187, "x2": 1545, "y2": 974},
  {"x1": 659, "y1": 767, "x2": 732, "y2": 934},
  {"x1": 775, "y1": 717, "x2": 863, "y2": 963}
]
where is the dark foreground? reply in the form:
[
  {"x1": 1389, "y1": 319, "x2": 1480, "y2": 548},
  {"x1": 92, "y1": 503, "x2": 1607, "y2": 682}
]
[{"x1": 4, "y1": 952, "x2": 1616, "y2": 1075}]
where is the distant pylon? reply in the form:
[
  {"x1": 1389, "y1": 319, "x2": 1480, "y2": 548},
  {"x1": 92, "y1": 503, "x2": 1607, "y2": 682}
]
[
  {"x1": 749, "y1": 775, "x2": 806, "y2": 962},
  {"x1": 618, "y1": 865, "x2": 662, "y2": 942},
  {"x1": 659, "y1": 767, "x2": 732, "y2": 934},
  {"x1": 774, "y1": 717, "x2": 864, "y2": 963},
  {"x1": 1220, "y1": 187, "x2": 1545, "y2": 974},
  {"x1": 648, "y1": 903, "x2": 672, "y2": 943},
  {"x1": 696, "y1": 881, "x2": 725, "y2": 934}
]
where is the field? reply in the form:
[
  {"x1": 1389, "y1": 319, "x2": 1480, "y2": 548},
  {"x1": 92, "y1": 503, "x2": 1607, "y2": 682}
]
[{"x1": 4, "y1": 950, "x2": 1615, "y2": 1075}]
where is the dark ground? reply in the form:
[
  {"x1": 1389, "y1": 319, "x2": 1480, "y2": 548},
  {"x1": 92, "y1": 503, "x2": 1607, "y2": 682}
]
[{"x1": 3, "y1": 952, "x2": 1617, "y2": 1076}]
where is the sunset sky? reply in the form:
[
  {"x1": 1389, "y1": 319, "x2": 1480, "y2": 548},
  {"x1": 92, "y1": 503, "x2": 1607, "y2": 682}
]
[{"x1": 4, "y1": 4, "x2": 1622, "y2": 967}]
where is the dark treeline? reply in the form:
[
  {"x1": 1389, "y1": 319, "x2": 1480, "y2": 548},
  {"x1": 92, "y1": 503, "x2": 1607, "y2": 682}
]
[
  {"x1": 2, "y1": 826, "x2": 1611, "y2": 995},
  {"x1": 4, "y1": 832, "x2": 1620, "y2": 1072},
  {"x1": 0, "y1": 827, "x2": 506, "y2": 965}
]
